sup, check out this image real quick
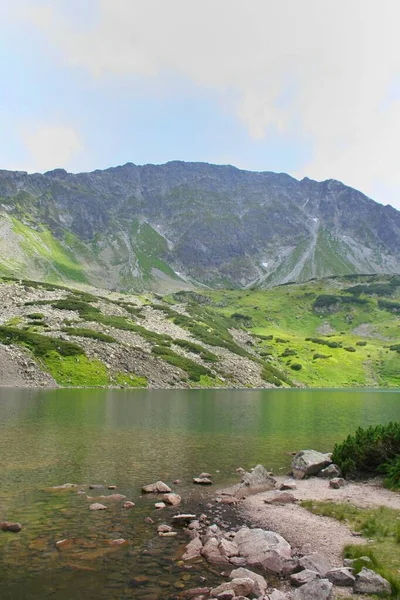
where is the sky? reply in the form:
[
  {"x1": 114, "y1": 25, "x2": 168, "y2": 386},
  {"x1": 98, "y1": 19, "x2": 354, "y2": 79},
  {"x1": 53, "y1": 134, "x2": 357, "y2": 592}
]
[{"x1": 1, "y1": 1, "x2": 400, "y2": 209}]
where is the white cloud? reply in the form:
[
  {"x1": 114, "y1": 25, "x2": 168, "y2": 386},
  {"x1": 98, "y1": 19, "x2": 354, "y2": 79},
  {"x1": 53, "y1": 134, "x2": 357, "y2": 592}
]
[
  {"x1": 17, "y1": 0, "x2": 400, "y2": 206},
  {"x1": 19, "y1": 124, "x2": 83, "y2": 172}
]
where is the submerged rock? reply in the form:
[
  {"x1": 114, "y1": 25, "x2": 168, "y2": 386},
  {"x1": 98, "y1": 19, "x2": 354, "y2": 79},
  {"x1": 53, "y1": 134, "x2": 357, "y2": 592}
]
[
  {"x1": 89, "y1": 503, "x2": 107, "y2": 511},
  {"x1": 183, "y1": 537, "x2": 203, "y2": 560},
  {"x1": 193, "y1": 477, "x2": 213, "y2": 485},
  {"x1": 164, "y1": 493, "x2": 181, "y2": 506},
  {"x1": 0, "y1": 522, "x2": 22, "y2": 533},
  {"x1": 123, "y1": 501, "x2": 135, "y2": 509},
  {"x1": 142, "y1": 481, "x2": 172, "y2": 493},
  {"x1": 292, "y1": 450, "x2": 331, "y2": 479}
]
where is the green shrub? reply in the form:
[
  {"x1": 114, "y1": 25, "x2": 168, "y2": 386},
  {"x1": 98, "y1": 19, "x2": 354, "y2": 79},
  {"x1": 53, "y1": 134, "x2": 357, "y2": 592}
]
[
  {"x1": 275, "y1": 337, "x2": 289, "y2": 343},
  {"x1": 255, "y1": 334, "x2": 273, "y2": 341},
  {"x1": 378, "y1": 299, "x2": 400, "y2": 313},
  {"x1": 261, "y1": 363, "x2": 292, "y2": 387},
  {"x1": 290, "y1": 363, "x2": 302, "y2": 371},
  {"x1": 332, "y1": 422, "x2": 400, "y2": 481},
  {"x1": 382, "y1": 456, "x2": 400, "y2": 490},
  {"x1": 281, "y1": 348, "x2": 297, "y2": 357},
  {"x1": 151, "y1": 345, "x2": 211, "y2": 381},
  {"x1": 0, "y1": 326, "x2": 83, "y2": 358},
  {"x1": 313, "y1": 294, "x2": 341, "y2": 310},
  {"x1": 344, "y1": 346, "x2": 356, "y2": 352},
  {"x1": 26, "y1": 313, "x2": 44, "y2": 320},
  {"x1": 61, "y1": 328, "x2": 117, "y2": 343},
  {"x1": 173, "y1": 339, "x2": 218, "y2": 362},
  {"x1": 313, "y1": 353, "x2": 331, "y2": 359},
  {"x1": 306, "y1": 337, "x2": 342, "y2": 348},
  {"x1": 356, "y1": 341, "x2": 367, "y2": 346}
]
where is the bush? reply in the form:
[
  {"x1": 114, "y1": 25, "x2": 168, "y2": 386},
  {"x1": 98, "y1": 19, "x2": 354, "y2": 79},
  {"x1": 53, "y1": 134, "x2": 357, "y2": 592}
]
[
  {"x1": 382, "y1": 456, "x2": 400, "y2": 490},
  {"x1": 27, "y1": 313, "x2": 44, "y2": 320},
  {"x1": 306, "y1": 337, "x2": 342, "y2": 349},
  {"x1": 332, "y1": 422, "x2": 400, "y2": 482},
  {"x1": 61, "y1": 327, "x2": 117, "y2": 343},
  {"x1": 356, "y1": 341, "x2": 367, "y2": 346},
  {"x1": 290, "y1": 363, "x2": 302, "y2": 371},
  {"x1": 151, "y1": 345, "x2": 211, "y2": 382},
  {"x1": 173, "y1": 339, "x2": 218, "y2": 362},
  {"x1": 275, "y1": 337, "x2": 289, "y2": 343},
  {"x1": 281, "y1": 348, "x2": 297, "y2": 357},
  {"x1": 344, "y1": 346, "x2": 356, "y2": 352},
  {"x1": 313, "y1": 353, "x2": 331, "y2": 359},
  {"x1": 378, "y1": 299, "x2": 400, "y2": 313},
  {"x1": 0, "y1": 326, "x2": 83, "y2": 358}
]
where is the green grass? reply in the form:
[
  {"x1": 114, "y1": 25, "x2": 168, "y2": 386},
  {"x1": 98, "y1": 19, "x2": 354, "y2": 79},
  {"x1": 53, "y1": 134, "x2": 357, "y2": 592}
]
[
  {"x1": 61, "y1": 328, "x2": 117, "y2": 343},
  {"x1": 0, "y1": 326, "x2": 83, "y2": 358},
  {"x1": 44, "y1": 352, "x2": 110, "y2": 386},
  {"x1": 151, "y1": 345, "x2": 212, "y2": 381},
  {"x1": 302, "y1": 500, "x2": 400, "y2": 597},
  {"x1": 172, "y1": 339, "x2": 218, "y2": 362},
  {"x1": 113, "y1": 371, "x2": 148, "y2": 388}
]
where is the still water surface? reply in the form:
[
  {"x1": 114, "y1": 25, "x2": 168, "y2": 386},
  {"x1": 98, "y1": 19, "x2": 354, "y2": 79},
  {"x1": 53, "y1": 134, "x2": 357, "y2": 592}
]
[{"x1": 0, "y1": 388, "x2": 399, "y2": 599}]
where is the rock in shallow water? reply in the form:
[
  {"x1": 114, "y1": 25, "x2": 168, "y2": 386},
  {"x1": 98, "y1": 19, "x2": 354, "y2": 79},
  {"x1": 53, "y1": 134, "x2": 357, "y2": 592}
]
[
  {"x1": 164, "y1": 493, "x2": 181, "y2": 506},
  {"x1": 142, "y1": 481, "x2": 172, "y2": 493},
  {"x1": 211, "y1": 577, "x2": 255, "y2": 598},
  {"x1": 233, "y1": 526, "x2": 292, "y2": 574},
  {"x1": 89, "y1": 503, "x2": 107, "y2": 511},
  {"x1": 0, "y1": 521, "x2": 22, "y2": 533}
]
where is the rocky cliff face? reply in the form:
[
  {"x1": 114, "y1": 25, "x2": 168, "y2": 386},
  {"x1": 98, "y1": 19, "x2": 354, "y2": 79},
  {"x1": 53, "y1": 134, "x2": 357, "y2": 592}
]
[{"x1": 0, "y1": 161, "x2": 399, "y2": 290}]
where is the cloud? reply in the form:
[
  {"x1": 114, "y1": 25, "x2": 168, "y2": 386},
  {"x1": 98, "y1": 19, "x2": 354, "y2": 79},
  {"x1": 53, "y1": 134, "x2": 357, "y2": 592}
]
[
  {"x1": 20, "y1": 123, "x2": 83, "y2": 172},
  {"x1": 17, "y1": 0, "x2": 400, "y2": 205}
]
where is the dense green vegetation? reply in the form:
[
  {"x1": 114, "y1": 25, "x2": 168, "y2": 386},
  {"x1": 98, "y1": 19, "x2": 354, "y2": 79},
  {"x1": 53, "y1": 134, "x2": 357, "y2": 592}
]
[
  {"x1": 61, "y1": 327, "x2": 117, "y2": 343},
  {"x1": 151, "y1": 345, "x2": 212, "y2": 382},
  {"x1": 331, "y1": 423, "x2": 400, "y2": 487},
  {"x1": 303, "y1": 501, "x2": 400, "y2": 597}
]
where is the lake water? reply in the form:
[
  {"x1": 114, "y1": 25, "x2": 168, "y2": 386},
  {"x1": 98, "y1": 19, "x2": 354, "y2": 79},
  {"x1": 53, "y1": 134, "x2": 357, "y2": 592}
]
[{"x1": 0, "y1": 388, "x2": 399, "y2": 599}]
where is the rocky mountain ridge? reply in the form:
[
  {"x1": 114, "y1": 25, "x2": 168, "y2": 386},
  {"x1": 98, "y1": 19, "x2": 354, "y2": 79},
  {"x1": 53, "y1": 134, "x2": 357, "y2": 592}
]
[{"x1": 0, "y1": 161, "x2": 399, "y2": 291}]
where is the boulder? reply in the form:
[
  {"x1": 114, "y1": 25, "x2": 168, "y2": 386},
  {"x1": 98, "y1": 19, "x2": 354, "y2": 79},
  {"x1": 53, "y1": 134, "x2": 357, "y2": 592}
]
[
  {"x1": 236, "y1": 464, "x2": 276, "y2": 497},
  {"x1": 201, "y1": 537, "x2": 229, "y2": 565},
  {"x1": 233, "y1": 527, "x2": 292, "y2": 574},
  {"x1": 354, "y1": 567, "x2": 391, "y2": 595},
  {"x1": 298, "y1": 552, "x2": 331, "y2": 576},
  {"x1": 89, "y1": 503, "x2": 107, "y2": 511},
  {"x1": 198, "y1": 472, "x2": 211, "y2": 478},
  {"x1": 290, "y1": 569, "x2": 319, "y2": 586},
  {"x1": 292, "y1": 578, "x2": 333, "y2": 599},
  {"x1": 183, "y1": 537, "x2": 203, "y2": 560},
  {"x1": 292, "y1": 450, "x2": 332, "y2": 479},
  {"x1": 158, "y1": 524, "x2": 173, "y2": 533},
  {"x1": 329, "y1": 477, "x2": 345, "y2": 489},
  {"x1": 193, "y1": 477, "x2": 213, "y2": 485},
  {"x1": 229, "y1": 556, "x2": 247, "y2": 567},
  {"x1": 164, "y1": 493, "x2": 181, "y2": 506},
  {"x1": 219, "y1": 538, "x2": 239, "y2": 558},
  {"x1": 230, "y1": 567, "x2": 267, "y2": 595},
  {"x1": 267, "y1": 590, "x2": 290, "y2": 600},
  {"x1": 326, "y1": 567, "x2": 355, "y2": 586},
  {"x1": 264, "y1": 492, "x2": 296, "y2": 504},
  {"x1": 142, "y1": 481, "x2": 171, "y2": 493},
  {"x1": 279, "y1": 482, "x2": 297, "y2": 490},
  {"x1": 172, "y1": 513, "x2": 196, "y2": 524},
  {"x1": 155, "y1": 502, "x2": 166, "y2": 509},
  {"x1": 98, "y1": 493, "x2": 126, "y2": 501},
  {"x1": 318, "y1": 464, "x2": 341, "y2": 478},
  {"x1": 0, "y1": 522, "x2": 22, "y2": 533},
  {"x1": 211, "y1": 577, "x2": 255, "y2": 598},
  {"x1": 123, "y1": 501, "x2": 135, "y2": 509}
]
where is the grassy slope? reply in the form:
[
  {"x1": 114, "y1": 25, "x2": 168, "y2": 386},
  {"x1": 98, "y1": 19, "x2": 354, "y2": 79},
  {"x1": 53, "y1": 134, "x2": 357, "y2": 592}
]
[{"x1": 193, "y1": 274, "x2": 400, "y2": 388}]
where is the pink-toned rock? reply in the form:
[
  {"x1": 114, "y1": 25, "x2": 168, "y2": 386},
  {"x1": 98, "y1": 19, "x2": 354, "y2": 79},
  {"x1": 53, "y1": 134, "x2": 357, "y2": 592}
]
[
  {"x1": 183, "y1": 537, "x2": 203, "y2": 560},
  {"x1": 329, "y1": 477, "x2": 345, "y2": 489},
  {"x1": 230, "y1": 567, "x2": 267, "y2": 595},
  {"x1": 164, "y1": 493, "x2": 181, "y2": 506},
  {"x1": 198, "y1": 472, "x2": 211, "y2": 479},
  {"x1": 219, "y1": 538, "x2": 239, "y2": 558},
  {"x1": 173, "y1": 479, "x2": 181, "y2": 485},
  {"x1": 123, "y1": 501, "x2": 135, "y2": 509},
  {"x1": 107, "y1": 485, "x2": 117, "y2": 490},
  {"x1": 89, "y1": 503, "x2": 107, "y2": 511},
  {"x1": 264, "y1": 492, "x2": 296, "y2": 504},
  {"x1": 279, "y1": 482, "x2": 297, "y2": 491},
  {"x1": 201, "y1": 537, "x2": 229, "y2": 565},
  {"x1": 211, "y1": 578, "x2": 255, "y2": 598},
  {"x1": 158, "y1": 524, "x2": 173, "y2": 534},
  {"x1": 155, "y1": 502, "x2": 166, "y2": 509},
  {"x1": 109, "y1": 538, "x2": 127, "y2": 546},
  {"x1": 233, "y1": 527, "x2": 292, "y2": 574},
  {"x1": 142, "y1": 481, "x2": 172, "y2": 493},
  {"x1": 98, "y1": 493, "x2": 126, "y2": 501},
  {"x1": 159, "y1": 531, "x2": 177, "y2": 537},
  {"x1": 0, "y1": 522, "x2": 22, "y2": 533},
  {"x1": 193, "y1": 477, "x2": 213, "y2": 485},
  {"x1": 144, "y1": 516, "x2": 154, "y2": 524}
]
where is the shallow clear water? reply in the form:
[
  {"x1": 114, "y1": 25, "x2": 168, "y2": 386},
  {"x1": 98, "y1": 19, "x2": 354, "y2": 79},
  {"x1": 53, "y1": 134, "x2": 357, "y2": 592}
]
[{"x1": 0, "y1": 388, "x2": 399, "y2": 599}]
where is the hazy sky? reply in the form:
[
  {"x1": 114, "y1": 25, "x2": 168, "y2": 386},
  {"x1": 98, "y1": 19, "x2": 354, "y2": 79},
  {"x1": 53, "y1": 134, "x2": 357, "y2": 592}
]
[{"x1": 2, "y1": 1, "x2": 400, "y2": 208}]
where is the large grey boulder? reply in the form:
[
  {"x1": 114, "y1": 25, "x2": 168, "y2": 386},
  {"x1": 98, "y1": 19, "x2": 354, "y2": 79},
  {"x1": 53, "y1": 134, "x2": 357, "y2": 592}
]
[
  {"x1": 299, "y1": 552, "x2": 331, "y2": 576},
  {"x1": 233, "y1": 527, "x2": 292, "y2": 574},
  {"x1": 201, "y1": 537, "x2": 228, "y2": 565},
  {"x1": 318, "y1": 464, "x2": 341, "y2": 478},
  {"x1": 354, "y1": 567, "x2": 391, "y2": 595},
  {"x1": 292, "y1": 450, "x2": 332, "y2": 479},
  {"x1": 326, "y1": 567, "x2": 355, "y2": 586},
  {"x1": 236, "y1": 465, "x2": 276, "y2": 497},
  {"x1": 267, "y1": 591, "x2": 290, "y2": 600},
  {"x1": 292, "y1": 578, "x2": 333, "y2": 599},
  {"x1": 230, "y1": 567, "x2": 267, "y2": 595},
  {"x1": 211, "y1": 577, "x2": 255, "y2": 597}
]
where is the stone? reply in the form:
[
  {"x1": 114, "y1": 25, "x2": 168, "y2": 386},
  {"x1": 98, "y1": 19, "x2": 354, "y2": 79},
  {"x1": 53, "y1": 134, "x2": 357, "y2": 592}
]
[
  {"x1": 236, "y1": 467, "x2": 246, "y2": 475},
  {"x1": 173, "y1": 479, "x2": 181, "y2": 485},
  {"x1": 144, "y1": 516, "x2": 154, "y2": 524},
  {"x1": 219, "y1": 496, "x2": 238, "y2": 505},
  {"x1": 198, "y1": 472, "x2": 211, "y2": 478},
  {"x1": 0, "y1": 521, "x2": 22, "y2": 532},
  {"x1": 164, "y1": 493, "x2": 181, "y2": 506},
  {"x1": 89, "y1": 503, "x2": 107, "y2": 511},
  {"x1": 292, "y1": 578, "x2": 333, "y2": 599},
  {"x1": 108, "y1": 485, "x2": 117, "y2": 489},
  {"x1": 155, "y1": 502, "x2": 166, "y2": 509},
  {"x1": 236, "y1": 464, "x2": 276, "y2": 497},
  {"x1": 158, "y1": 524, "x2": 173, "y2": 533},
  {"x1": 49, "y1": 483, "x2": 79, "y2": 490},
  {"x1": 201, "y1": 537, "x2": 228, "y2": 565},
  {"x1": 142, "y1": 481, "x2": 172, "y2": 493},
  {"x1": 216, "y1": 591, "x2": 235, "y2": 600},
  {"x1": 55, "y1": 538, "x2": 72, "y2": 549},
  {"x1": 290, "y1": 569, "x2": 319, "y2": 586},
  {"x1": 182, "y1": 588, "x2": 211, "y2": 599},
  {"x1": 110, "y1": 538, "x2": 127, "y2": 545},
  {"x1": 230, "y1": 567, "x2": 267, "y2": 595},
  {"x1": 264, "y1": 492, "x2": 296, "y2": 504},
  {"x1": 172, "y1": 514, "x2": 196, "y2": 524},
  {"x1": 188, "y1": 520, "x2": 201, "y2": 530},
  {"x1": 183, "y1": 537, "x2": 203, "y2": 560},
  {"x1": 298, "y1": 552, "x2": 331, "y2": 576},
  {"x1": 326, "y1": 567, "x2": 355, "y2": 586},
  {"x1": 159, "y1": 531, "x2": 177, "y2": 537},
  {"x1": 233, "y1": 527, "x2": 292, "y2": 574},
  {"x1": 211, "y1": 577, "x2": 255, "y2": 598},
  {"x1": 219, "y1": 538, "x2": 239, "y2": 558},
  {"x1": 329, "y1": 477, "x2": 345, "y2": 489},
  {"x1": 89, "y1": 484, "x2": 104, "y2": 489},
  {"x1": 123, "y1": 501, "x2": 135, "y2": 509},
  {"x1": 292, "y1": 450, "x2": 332, "y2": 479},
  {"x1": 98, "y1": 493, "x2": 126, "y2": 501},
  {"x1": 193, "y1": 477, "x2": 213, "y2": 485},
  {"x1": 229, "y1": 556, "x2": 247, "y2": 566},
  {"x1": 267, "y1": 590, "x2": 290, "y2": 600},
  {"x1": 130, "y1": 575, "x2": 150, "y2": 587},
  {"x1": 318, "y1": 464, "x2": 341, "y2": 478},
  {"x1": 279, "y1": 482, "x2": 297, "y2": 490},
  {"x1": 354, "y1": 567, "x2": 391, "y2": 595}
]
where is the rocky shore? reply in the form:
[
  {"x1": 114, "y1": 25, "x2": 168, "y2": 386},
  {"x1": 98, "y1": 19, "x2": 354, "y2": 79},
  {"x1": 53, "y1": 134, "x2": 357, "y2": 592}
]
[{"x1": 176, "y1": 451, "x2": 399, "y2": 600}]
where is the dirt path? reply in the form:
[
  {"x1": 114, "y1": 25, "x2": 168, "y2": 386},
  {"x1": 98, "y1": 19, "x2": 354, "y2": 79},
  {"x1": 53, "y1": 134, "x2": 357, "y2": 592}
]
[
  {"x1": 239, "y1": 476, "x2": 400, "y2": 568},
  {"x1": 0, "y1": 345, "x2": 56, "y2": 387}
]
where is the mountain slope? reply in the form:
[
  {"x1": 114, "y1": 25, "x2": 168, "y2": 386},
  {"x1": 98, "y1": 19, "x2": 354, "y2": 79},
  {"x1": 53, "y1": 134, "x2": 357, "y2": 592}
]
[
  {"x1": 0, "y1": 162, "x2": 399, "y2": 290},
  {"x1": 0, "y1": 274, "x2": 399, "y2": 389}
]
